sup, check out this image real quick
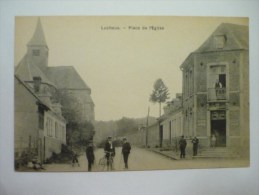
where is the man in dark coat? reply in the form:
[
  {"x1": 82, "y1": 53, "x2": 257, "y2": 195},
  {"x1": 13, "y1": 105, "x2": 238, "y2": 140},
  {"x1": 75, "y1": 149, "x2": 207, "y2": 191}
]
[
  {"x1": 104, "y1": 136, "x2": 116, "y2": 168},
  {"x1": 191, "y1": 136, "x2": 199, "y2": 156},
  {"x1": 121, "y1": 137, "x2": 131, "y2": 169},
  {"x1": 86, "y1": 141, "x2": 95, "y2": 171},
  {"x1": 179, "y1": 135, "x2": 187, "y2": 158}
]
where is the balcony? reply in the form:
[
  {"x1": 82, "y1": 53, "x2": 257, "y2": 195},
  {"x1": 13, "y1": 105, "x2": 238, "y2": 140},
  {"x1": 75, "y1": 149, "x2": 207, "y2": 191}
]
[{"x1": 208, "y1": 88, "x2": 226, "y2": 101}]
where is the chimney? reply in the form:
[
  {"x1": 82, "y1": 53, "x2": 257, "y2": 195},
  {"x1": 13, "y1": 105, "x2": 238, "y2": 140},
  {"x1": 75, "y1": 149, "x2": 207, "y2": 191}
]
[
  {"x1": 33, "y1": 77, "x2": 42, "y2": 93},
  {"x1": 176, "y1": 93, "x2": 182, "y2": 100},
  {"x1": 52, "y1": 103, "x2": 62, "y2": 115}
]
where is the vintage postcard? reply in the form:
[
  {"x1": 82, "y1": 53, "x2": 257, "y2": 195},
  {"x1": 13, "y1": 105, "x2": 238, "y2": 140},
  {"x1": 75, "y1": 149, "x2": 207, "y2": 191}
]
[{"x1": 14, "y1": 16, "x2": 249, "y2": 172}]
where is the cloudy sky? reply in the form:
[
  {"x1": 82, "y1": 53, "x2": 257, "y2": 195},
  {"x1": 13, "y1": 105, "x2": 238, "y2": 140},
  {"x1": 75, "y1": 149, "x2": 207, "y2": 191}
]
[{"x1": 15, "y1": 16, "x2": 248, "y2": 121}]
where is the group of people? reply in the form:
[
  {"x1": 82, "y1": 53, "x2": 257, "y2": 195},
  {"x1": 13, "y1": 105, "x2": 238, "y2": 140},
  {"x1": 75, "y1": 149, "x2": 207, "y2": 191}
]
[
  {"x1": 179, "y1": 134, "x2": 218, "y2": 158},
  {"x1": 104, "y1": 136, "x2": 131, "y2": 169},
  {"x1": 178, "y1": 136, "x2": 199, "y2": 158},
  {"x1": 77, "y1": 134, "x2": 217, "y2": 170},
  {"x1": 83, "y1": 136, "x2": 131, "y2": 171}
]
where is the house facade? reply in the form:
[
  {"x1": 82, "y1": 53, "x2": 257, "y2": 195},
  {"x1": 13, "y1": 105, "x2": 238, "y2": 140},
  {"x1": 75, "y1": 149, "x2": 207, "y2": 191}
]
[
  {"x1": 159, "y1": 93, "x2": 183, "y2": 148},
  {"x1": 15, "y1": 76, "x2": 66, "y2": 165},
  {"x1": 142, "y1": 23, "x2": 249, "y2": 158},
  {"x1": 180, "y1": 23, "x2": 249, "y2": 156}
]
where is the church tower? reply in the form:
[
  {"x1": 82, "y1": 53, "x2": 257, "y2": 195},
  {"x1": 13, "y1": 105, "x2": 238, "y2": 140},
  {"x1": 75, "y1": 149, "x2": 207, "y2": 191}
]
[{"x1": 26, "y1": 18, "x2": 49, "y2": 71}]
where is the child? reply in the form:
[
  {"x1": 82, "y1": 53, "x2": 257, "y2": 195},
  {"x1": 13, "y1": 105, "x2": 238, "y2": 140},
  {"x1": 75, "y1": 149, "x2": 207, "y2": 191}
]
[{"x1": 71, "y1": 151, "x2": 80, "y2": 167}]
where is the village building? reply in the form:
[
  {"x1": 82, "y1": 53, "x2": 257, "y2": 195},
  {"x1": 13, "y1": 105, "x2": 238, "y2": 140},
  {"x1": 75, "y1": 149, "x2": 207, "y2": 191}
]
[
  {"x1": 159, "y1": 93, "x2": 183, "y2": 148},
  {"x1": 15, "y1": 76, "x2": 66, "y2": 165},
  {"x1": 140, "y1": 23, "x2": 249, "y2": 158},
  {"x1": 180, "y1": 23, "x2": 249, "y2": 157}
]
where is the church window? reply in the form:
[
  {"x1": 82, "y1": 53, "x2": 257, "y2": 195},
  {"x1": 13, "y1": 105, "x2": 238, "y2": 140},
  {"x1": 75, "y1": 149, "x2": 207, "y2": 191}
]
[{"x1": 32, "y1": 49, "x2": 40, "y2": 56}]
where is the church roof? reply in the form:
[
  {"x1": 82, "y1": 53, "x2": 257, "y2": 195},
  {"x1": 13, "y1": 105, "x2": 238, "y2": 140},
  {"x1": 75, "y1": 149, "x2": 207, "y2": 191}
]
[
  {"x1": 46, "y1": 66, "x2": 90, "y2": 90},
  {"x1": 195, "y1": 23, "x2": 248, "y2": 53},
  {"x1": 27, "y1": 18, "x2": 48, "y2": 47},
  {"x1": 15, "y1": 55, "x2": 56, "y2": 87}
]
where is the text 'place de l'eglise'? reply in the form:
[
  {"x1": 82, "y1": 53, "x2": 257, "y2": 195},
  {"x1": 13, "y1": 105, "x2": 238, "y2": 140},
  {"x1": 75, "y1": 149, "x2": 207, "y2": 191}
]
[{"x1": 14, "y1": 18, "x2": 249, "y2": 170}]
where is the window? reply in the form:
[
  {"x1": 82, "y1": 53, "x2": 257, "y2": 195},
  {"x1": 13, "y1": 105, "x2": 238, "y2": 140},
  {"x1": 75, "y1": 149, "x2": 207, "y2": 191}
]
[
  {"x1": 46, "y1": 118, "x2": 54, "y2": 137},
  {"x1": 214, "y1": 35, "x2": 227, "y2": 49},
  {"x1": 55, "y1": 122, "x2": 58, "y2": 138},
  {"x1": 62, "y1": 126, "x2": 66, "y2": 141},
  {"x1": 50, "y1": 120, "x2": 53, "y2": 137},
  {"x1": 39, "y1": 114, "x2": 44, "y2": 129},
  {"x1": 46, "y1": 118, "x2": 50, "y2": 136},
  {"x1": 32, "y1": 49, "x2": 40, "y2": 56},
  {"x1": 209, "y1": 65, "x2": 226, "y2": 88}
]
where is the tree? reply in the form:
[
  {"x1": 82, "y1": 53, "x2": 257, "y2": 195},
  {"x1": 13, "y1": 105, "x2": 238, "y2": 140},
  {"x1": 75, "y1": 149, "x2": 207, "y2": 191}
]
[
  {"x1": 149, "y1": 78, "x2": 170, "y2": 117},
  {"x1": 53, "y1": 89, "x2": 82, "y2": 123},
  {"x1": 116, "y1": 117, "x2": 137, "y2": 136},
  {"x1": 53, "y1": 89, "x2": 94, "y2": 147}
]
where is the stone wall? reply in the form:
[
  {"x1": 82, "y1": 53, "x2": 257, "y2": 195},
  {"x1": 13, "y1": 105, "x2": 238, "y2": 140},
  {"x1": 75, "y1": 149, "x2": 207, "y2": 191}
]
[
  {"x1": 44, "y1": 137, "x2": 62, "y2": 159},
  {"x1": 15, "y1": 78, "x2": 39, "y2": 158}
]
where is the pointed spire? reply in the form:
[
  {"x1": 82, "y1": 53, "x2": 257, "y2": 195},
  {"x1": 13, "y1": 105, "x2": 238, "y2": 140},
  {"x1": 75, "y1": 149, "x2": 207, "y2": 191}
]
[{"x1": 27, "y1": 18, "x2": 48, "y2": 47}]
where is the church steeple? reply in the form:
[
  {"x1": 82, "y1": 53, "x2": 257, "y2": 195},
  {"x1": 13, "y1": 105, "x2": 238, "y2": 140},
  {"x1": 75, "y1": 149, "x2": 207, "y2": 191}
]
[
  {"x1": 26, "y1": 18, "x2": 49, "y2": 71},
  {"x1": 27, "y1": 18, "x2": 48, "y2": 47}
]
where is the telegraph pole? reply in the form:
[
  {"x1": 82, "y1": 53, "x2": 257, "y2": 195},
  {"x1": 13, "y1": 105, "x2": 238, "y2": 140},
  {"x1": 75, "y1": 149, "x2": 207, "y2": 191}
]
[{"x1": 146, "y1": 106, "x2": 150, "y2": 148}]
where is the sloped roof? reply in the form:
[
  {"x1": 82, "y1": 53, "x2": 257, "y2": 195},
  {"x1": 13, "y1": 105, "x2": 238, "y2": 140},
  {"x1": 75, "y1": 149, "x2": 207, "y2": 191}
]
[
  {"x1": 180, "y1": 23, "x2": 248, "y2": 70},
  {"x1": 15, "y1": 75, "x2": 66, "y2": 122},
  {"x1": 15, "y1": 75, "x2": 50, "y2": 110},
  {"x1": 27, "y1": 18, "x2": 48, "y2": 47},
  {"x1": 15, "y1": 55, "x2": 56, "y2": 87},
  {"x1": 195, "y1": 23, "x2": 248, "y2": 53},
  {"x1": 46, "y1": 66, "x2": 90, "y2": 90}
]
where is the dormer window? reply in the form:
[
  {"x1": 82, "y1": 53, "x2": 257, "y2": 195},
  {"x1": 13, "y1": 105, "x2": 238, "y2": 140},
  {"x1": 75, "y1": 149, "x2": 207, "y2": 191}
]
[
  {"x1": 32, "y1": 49, "x2": 40, "y2": 56},
  {"x1": 214, "y1": 35, "x2": 227, "y2": 49}
]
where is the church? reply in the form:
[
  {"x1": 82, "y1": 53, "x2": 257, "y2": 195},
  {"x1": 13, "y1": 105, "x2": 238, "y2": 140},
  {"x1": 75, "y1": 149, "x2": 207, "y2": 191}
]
[
  {"x1": 15, "y1": 18, "x2": 95, "y2": 166},
  {"x1": 15, "y1": 18, "x2": 95, "y2": 122}
]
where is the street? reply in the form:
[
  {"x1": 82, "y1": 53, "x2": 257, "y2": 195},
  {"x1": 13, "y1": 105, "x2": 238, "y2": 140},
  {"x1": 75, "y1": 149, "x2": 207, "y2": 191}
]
[{"x1": 43, "y1": 147, "x2": 248, "y2": 172}]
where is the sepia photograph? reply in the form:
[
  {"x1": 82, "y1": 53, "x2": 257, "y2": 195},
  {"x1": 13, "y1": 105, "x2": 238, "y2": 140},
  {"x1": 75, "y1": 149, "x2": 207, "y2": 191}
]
[{"x1": 14, "y1": 16, "x2": 249, "y2": 172}]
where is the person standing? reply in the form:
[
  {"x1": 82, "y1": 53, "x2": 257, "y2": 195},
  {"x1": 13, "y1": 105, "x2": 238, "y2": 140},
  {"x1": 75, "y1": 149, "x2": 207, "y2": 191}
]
[
  {"x1": 215, "y1": 79, "x2": 223, "y2": 97},
  {"x1": 86, "y1": 141, "x2": 95, "y2": 171},
  {"x1": 121, "y1": 137, "x2": 131, "y2": 169},
  {"x1": 191, "y1": 136, "x2": 199, "y2": 156},
  {"x1": 211, "y1": 134, "x2": 217, "y2": 148},
  {"x1": 104, "y1": 136, "x2": 116, "y2": 169},
  {"x1": 214, "y1": 79, "x2": 222, "y2": 88},
  {"x1": 179, "y1": 135, "x2": 187, "y2": 159}
]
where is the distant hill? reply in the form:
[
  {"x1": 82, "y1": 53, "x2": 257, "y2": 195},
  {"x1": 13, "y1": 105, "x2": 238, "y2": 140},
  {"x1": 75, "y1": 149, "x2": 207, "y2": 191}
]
[{"x1": 93, "y1": 116, "x2": 157, "y2": 144}]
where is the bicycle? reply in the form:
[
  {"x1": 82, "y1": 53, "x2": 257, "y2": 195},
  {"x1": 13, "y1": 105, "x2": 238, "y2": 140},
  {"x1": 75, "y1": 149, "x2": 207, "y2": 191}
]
[
  {"x1": 99, "y1": 151, "x2": 114, "y2": 171},
  {"x1": 105, "y1": 151, "x2": 114, "y2": 171}
]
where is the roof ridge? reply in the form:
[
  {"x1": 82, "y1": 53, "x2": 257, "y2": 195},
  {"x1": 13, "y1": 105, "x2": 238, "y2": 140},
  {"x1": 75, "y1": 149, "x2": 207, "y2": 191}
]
[
  {"x1": 47, "y1": 66, "x2": 91, "y2": 90},
  {"x1": 48, "y1": 65, "x2": 74, "y2": 68}
]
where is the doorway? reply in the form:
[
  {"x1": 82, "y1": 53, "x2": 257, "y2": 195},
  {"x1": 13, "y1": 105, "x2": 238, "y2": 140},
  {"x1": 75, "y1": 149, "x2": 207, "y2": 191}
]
[
  {"x1": 159, "y1": 125, "x2": 163, "y2": 147},
  {"x1": 211, "y1": 111, "x2": 226, "y2": 147}
]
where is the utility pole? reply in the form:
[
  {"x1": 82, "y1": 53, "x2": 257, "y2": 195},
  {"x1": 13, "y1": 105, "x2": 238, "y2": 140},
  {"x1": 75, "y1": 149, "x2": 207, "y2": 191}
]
[{"x1": 146, "y1": 106, "x2": 150, "y2": 148}]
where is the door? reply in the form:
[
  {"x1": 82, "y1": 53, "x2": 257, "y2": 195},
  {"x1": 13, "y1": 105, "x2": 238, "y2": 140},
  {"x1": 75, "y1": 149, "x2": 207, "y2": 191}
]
[
  {"x1": 159, "y1": 125, "x2": 163, "y2": 147},
  {"x1": 211, "y1": 111, "x2": 226, "y2": 147}
]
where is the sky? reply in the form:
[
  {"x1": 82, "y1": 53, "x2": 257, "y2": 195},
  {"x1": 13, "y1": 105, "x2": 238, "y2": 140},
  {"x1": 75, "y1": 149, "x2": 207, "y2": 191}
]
[{"x1": 14, "y1": 16, "x2": 248, "y2": 121}]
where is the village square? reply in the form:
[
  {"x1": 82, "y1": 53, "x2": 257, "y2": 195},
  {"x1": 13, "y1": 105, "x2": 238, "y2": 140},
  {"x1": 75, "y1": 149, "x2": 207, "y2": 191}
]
[{"x1": 14, "y1": 17, "x2": 249, "y2": 172}]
